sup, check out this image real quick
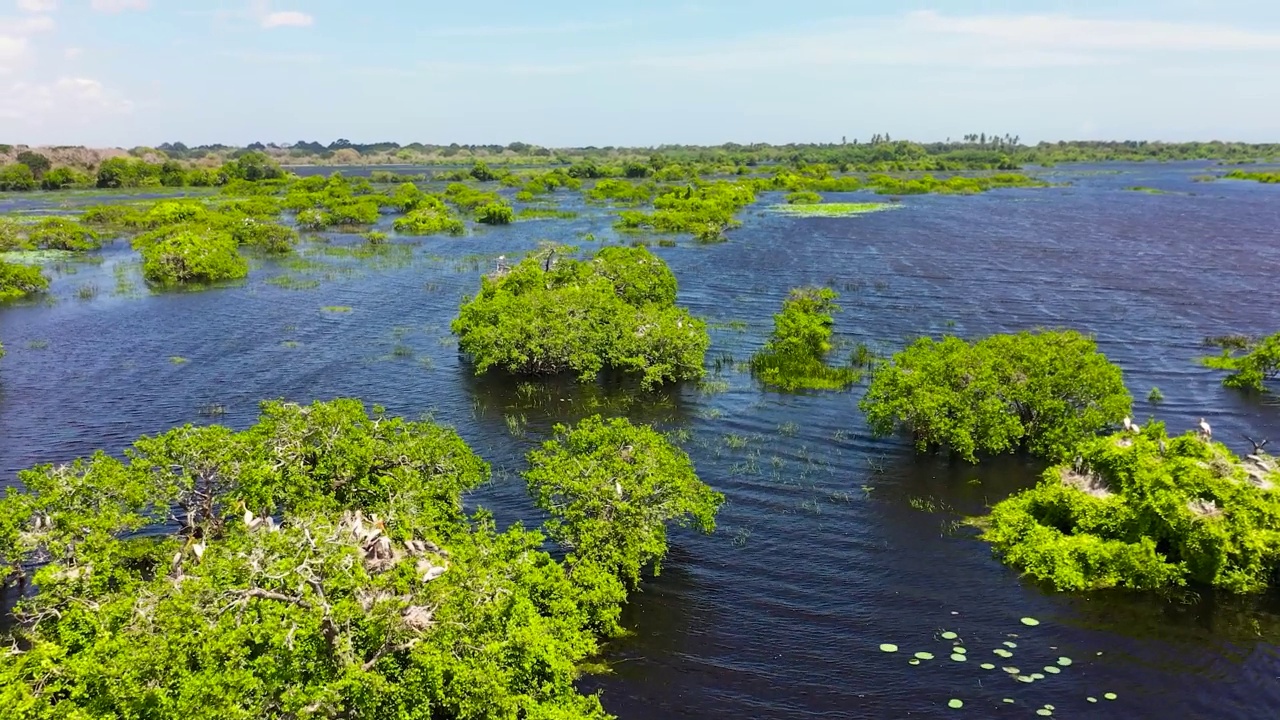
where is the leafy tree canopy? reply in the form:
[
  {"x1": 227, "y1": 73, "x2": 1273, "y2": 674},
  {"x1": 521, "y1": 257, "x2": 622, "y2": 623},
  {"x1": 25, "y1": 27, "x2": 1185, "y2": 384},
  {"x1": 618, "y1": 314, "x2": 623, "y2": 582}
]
[
  {"x1": 0, "y1": 261, "x2": 49, "y2": 302},
  {"x1": 140, "y1": 229, "x2": 249, "y2": 285},
  {"x1": 1200, "y1": 331, "x2": 1280, "y2": 392},
  {"x1": 749, "y1": 287, "x2": 860, "y2": 391},
  {"x1": 981, "y1": 422, "x2": 1280, "y2": 593},
  {"x1": 861, "y1": 330, "x2": 1132, "y2": 462},
  {"x1": 0, "y1": 399, "x2": 721, "y2": 719},
  {"x1": 451, "y1": 245, "x2": 708, "y2": 388}
]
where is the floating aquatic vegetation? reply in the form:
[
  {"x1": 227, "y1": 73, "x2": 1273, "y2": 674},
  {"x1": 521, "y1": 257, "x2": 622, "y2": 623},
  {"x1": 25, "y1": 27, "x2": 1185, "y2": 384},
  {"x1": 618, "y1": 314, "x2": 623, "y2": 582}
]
[
  {"x1": 950, "y1": 654, "x2": 966, "y2": 662},
  {"x1": 908, "y1": 659, "x2": 920, "y2": 666},
  {"x1": 1043, "y1": 666, "x2": 1060, "y2": 674},
  {"x1": 947, "y1": 699, "x2": 963, "y2": 709},
  {"x1": 1036, "y1": 709, "x2": 1052, "y2": 717},
  {"x1": 952, "y1": 647, "x2": 966, "y2": 654},
  {"x1": 767, "y1": 202, "x2": 899, "y2": 217},
  {"x1": 940, "y1": 631, "x2": 958, "y2": 640},
  {"x1": 994, "y1": 649, "x2": 1013, "y2": 658},
  {"x1": 879, "y1": 644, "x2": 898, "y2": 653},
  {"x1": 321, "y1": 305, "x2": 353, "y2": 313},
  {"x1": 0, "y1": 249, "x2": 77, "y2": 265},
  {"x1": 1056, "y1": 657, "x2": 1071, "y2": 666},
  {"x1": 1004, "y1": 641, "x2": 1017, "y2": 648},
  {"x1": 1020, "y1": 617, "x2": 1040, "y2": 626},
  {"x1": 1104, "y1": 692, "x2": 1117, "y2": 700},
  {"x1": 914, "y1": 652, "x2": 934, "y2": 660},
  {"x1": 980, "y1": 663, "x2": 995, "y2": 670}
]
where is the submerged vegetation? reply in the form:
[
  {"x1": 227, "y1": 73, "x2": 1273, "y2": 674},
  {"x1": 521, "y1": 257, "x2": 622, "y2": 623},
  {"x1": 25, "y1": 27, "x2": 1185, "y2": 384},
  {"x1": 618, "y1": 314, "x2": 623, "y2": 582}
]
[
  {"x1": 452, "y1": 245, "x2": 709, "y2": 388},
  {"x1": 1200, "y1": 331, "x2": 1280, "y2": 392},
  {"x1": 861, "y1": 330, "x2": 1132, "y2": 463},
  {"x1": 138, "y1": 230, "x2": 249, "y2": 285},
  {"x1": 0, "y1": 399, "x2": 722, "y2": 718},
  {"x1": 749, "y1": 287, "x2": 860, "y2": 391},
  {"x1": 982, "y1": 423, "x2": 1280, "y2": 592},
  {"x1": 768, "y1": 202, "x2": 898, "y2": 217}
]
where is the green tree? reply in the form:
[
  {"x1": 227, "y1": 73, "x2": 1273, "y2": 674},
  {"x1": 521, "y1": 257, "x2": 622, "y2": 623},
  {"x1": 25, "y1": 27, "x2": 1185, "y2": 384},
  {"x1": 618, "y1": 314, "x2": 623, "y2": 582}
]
[
  {"x1": 0, "y1": 260, "x2": 49, "y2": 301},
  {"x1": 140, "y1": 230, "x2": 249, "y2": 285},
  {"x1": 474, "y1": 201, "x2": 514, "y2": 225},
  {"x1": 750, "y1": 287, "x2": 860, "y2": 391},
  {"x1": 1201, "y1": 332, "x2": 1280, "y2": 392},
  {"x1": 982, "y1": 422, "x2": 1280, "y2": 592},
  {"x1": 861, "y1": 330, "x2": 1131, "y2": 462},
  {"x1": 0, "y1": 163, "x2": 36, "y2": 191},
  {"x1": 14, "y1": 151, "x2": 50, "y2": 179}
]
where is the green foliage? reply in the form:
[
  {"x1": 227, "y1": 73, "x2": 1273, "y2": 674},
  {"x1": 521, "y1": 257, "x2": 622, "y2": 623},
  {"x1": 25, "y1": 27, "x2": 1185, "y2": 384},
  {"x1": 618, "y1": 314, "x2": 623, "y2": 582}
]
[
  {"x1": 0, "y1": 163, "x2": 36, "y2": 191},
  {"x1": 864, "y1": 173, "x2": 1047, "y2": 195},
  {"x1": 587, "y1": 179, "x2": 654, "y2": 205},
  {"x1": 749, "y1": 287, "x2": 860, "y2": 391},
  {"x1": 451, "y1": 245, "x2": 708, "y2": 388},
  {"x1": 784, "y1": 190, "x2": 822, "y2": 205},
  {"x1": 474, "y1": 201, "x2": 515, "y2": 225},
  {"x1": 26, "y1": 218, "x2": 102, "y2": 251},
  {"x1": 1199, "y1": 332, "x2": 1280, "y2": 392},
  {"x1": 861, "y1": 330, "x2": 1132, "y2": 462},
  {"x1": 14, "y1": 151, "x2": 50, "y2": 178},
  {"x1": 615, "y1": 181, "x2": 756, "y2": 242},
  {"x1": 39, "y1": 166, "x2": 92, "y2": 190},
  {"x1": 220, "y1": 151, "x2": 286, "y2": 182},
  {"x1": 442, "y1": 183, "x2": 502, "y2": 212},
  {"x1": 0, "y1": 398, "x2": 716, "y2": 718},
  {"x1": 469, "y1": 160, "x2": 499, "y2": 182},
  {"x1": 1148, "y1": 386, "x2": 1164, "y2": 403},
  {"x1": 982, "y1": 423, "x2": 1280, "y2": 592},
  {"x1": 393, "y1": 208, "x2": 466, "y2": 236},
  {"x1": 140, "y1": 230, "x2": 249, "y2": 285},
  {"x1": 526, "y1": 415, "x2": 723, "y2": 632},
  {"x1": 1223, "y1": 169, "x2": 1280, "y2": 183},
  {"x1": 229, "y1": 219, "x2": 298, "y2": 253},
  {"x1": 0, "y1": 260, "x2": 49, "y2": 301}
]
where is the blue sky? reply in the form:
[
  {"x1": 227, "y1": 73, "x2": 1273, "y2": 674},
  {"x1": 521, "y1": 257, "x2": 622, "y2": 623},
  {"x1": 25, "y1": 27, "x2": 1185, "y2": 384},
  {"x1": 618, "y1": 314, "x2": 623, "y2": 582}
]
[{"x1": 1, "y1": 0, "x2": 1278, "y2": 147}]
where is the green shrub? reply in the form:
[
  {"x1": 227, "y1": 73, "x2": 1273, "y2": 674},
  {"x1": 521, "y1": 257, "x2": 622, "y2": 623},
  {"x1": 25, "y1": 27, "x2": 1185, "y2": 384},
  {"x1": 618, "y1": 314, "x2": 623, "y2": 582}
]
[
  {"x1": 0, "y1": 260, "x2": 49, "y2": 301},
  {"x1": 615, "y1": 181, "x2": 756, "y2": 241},
  {"x1": 229, "y1": 219, "x2": 297, "y2": 253},
  {"x1": 784, "y1": 190, "x2": 822, "y2": 205},
  {"x1": 0, "y1": 398, "x2": 715, "y2": 717},
  {"x1": 451, "y1": 245, "x2": 708, "y2": 388},
  {"x1": 0, "y1": 163, "x2": 36, "y2": 191},
  {"x1": 1200, "y1": 332, "x2": 1280, "y2": 392},
  {"x1": 982, "y1": 423, "x2": 1280, "y2": 592},
  {"x1": 40, "y1": 166, "x2": 92, "y2": 190},
  {"x1": 80, "y1": 204, "x2": 146, "y2": 228},
  {"x1": 27, "y1": 218, "x2": 102, "y2": 251},
  {"x1": 140, "y1": 230, "x2": 249, "y2": 285},
  {"x1": 526, "y1": 415, "x2": 723, "y2": 632},
  {"x1": 750, "y1": 287, "x2": 860, "y2": 391},
  {"x1": 475, "y1": 201, "x2": 515, "y2": 225},
  {"x1": 861, "y1": 330, "x2": 1132, "y2": 462},
  {"x1": 393, "y1": 207, "x2": 465, "y2": 236}
]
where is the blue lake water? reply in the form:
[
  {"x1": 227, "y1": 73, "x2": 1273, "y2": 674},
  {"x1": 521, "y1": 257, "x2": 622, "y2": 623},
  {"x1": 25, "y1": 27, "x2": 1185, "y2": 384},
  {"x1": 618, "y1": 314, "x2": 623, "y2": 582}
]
[{"x1": 2, "y1": 163, "x2": 1279, "y2": 718}]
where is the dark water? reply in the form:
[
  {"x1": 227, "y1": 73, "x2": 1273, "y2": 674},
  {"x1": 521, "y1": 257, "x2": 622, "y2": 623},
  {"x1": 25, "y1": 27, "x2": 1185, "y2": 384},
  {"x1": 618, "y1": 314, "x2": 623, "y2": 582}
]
[{"x1": 3, "y1": 163, "x2": 1280, "y2": 719}]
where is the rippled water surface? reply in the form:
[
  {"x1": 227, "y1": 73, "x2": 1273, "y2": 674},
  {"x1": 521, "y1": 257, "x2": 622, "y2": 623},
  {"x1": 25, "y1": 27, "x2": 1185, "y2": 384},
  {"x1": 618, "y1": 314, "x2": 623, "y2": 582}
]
[{"x1": 3, "y1": 163, "x2": 1280, "y2": 719}]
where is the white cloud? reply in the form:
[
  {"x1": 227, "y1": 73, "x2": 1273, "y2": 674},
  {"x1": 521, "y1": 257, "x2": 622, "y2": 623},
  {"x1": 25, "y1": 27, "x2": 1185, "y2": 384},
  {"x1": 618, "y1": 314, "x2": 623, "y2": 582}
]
[
  {"x1": 16, "y1": 0, "x2": 57, "y2": 12},
  {"x1": 260, "y1": 10, "x2": 312, "y2": 28},
  {"x1": 1, "y1": 14, "x2": 55, "y2": 33},
  {"x1": 0, "y1": 76, "x2": 132, "y2": 123},
  {"x1": 64, "y1": 46, "x2": 81, "y2": 59},
  {"x1": 425, "y1": 19, "x2": 631, "y2": 38},
  {"x1": 90, "y1": 0, "x2": 148, "y2": 13}
]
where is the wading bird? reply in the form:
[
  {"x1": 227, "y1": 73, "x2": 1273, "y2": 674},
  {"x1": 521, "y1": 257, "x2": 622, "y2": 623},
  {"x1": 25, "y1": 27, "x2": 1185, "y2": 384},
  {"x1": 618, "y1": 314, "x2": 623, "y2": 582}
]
[{"x1": 1199, "y1": 418, "x2": 1213, "y2": 442}]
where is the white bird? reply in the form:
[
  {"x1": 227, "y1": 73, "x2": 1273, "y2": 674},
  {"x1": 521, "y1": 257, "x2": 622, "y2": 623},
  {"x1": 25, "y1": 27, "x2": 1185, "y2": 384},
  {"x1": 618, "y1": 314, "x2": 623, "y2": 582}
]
[
  {"x1": 1199, "y1": 418, "x2": 1212, "y2": 440},
  {"x1": 264, "y1": 516, "x2": 278, "y2": 533},
  {"x1": 614, "y1": 480, "x2": 623, "y2": 499},
  {"x1": 237, "y1": 501, "x2": 262, "y2": 530},
  {"x1": 191, "y1": 541, "x2": 205, "y2": 562},
  {"x1": 1122, "y1": 416, "x2": 1133, "y2": 432}
]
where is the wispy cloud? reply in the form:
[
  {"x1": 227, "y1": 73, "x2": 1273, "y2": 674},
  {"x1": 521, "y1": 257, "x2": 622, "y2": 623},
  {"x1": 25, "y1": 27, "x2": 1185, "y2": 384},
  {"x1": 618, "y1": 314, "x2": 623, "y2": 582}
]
[
  {"x1": 261, "y1": 10, "x2": 313, "y2": 29},
  {"x1": 90, "y1": 0, "x2": 148, "y2": 13},
  {"x1": 220, "y1": 49, "x2": 322, "y2": 64},
  {"x1": 0, "y1": 76, "x2": 132, "y2": 122},
  {"x1": 17, "y1": 0, "x2": 57, "y2": 12},
  {"x1": 64, "y1": 46, "x2": 82, "y2": 59}
]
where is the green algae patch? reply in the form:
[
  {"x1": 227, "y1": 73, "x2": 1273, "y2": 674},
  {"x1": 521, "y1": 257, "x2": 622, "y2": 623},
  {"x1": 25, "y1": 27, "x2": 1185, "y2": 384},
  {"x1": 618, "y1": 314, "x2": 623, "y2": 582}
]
[{"x1": 767, "y1": 202, "x2": 898, "y2": 217}]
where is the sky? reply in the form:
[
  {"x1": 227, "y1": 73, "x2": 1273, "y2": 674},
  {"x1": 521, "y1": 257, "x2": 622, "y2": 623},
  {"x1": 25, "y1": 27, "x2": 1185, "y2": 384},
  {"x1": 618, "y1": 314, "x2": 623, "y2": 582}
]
[{"x1": 0, "y1": 0, "x2": 1278, "y2": 147}]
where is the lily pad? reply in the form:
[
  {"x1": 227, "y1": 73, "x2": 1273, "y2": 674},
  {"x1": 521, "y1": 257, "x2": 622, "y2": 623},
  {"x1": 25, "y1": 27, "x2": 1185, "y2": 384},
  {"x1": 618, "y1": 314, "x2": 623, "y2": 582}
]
[
  {"x1": 1003, "y1": 641, "x2": 1017, "y2": 648},
  {"x1": 909, "y1": 659, "x2": 920, "y2": 665},
  {"x1": 1003, "y1": 699, "x2": 1014, "y2": 704},
  {"x1": 941, "y1": 631, "x2": 958, "y2": 640},
  {"x1": 1104, "y1": 692, "x2": 1117, "y2": 701},
  {"x1": 1057, "y1": 657, "x2": 1072, "y2": 666},
  {"x1": 950, "y1": 654, "x2": 967, "y2": 662},
  {"x1": 1043, "y1": 666, "x2": 1061, "y2": 674},
  {"x1": 1037, "y1": 710, "x2": 1052, "y2": 717},
  {"x1": 1003, "y1": 667, "x2": 1019, "y2": 674},
  {"x1": 915, "y1": 652, "x2": 934, "y2": 660},
  {"x1": 880, "y1": 644, "x2": 898, "y2": 653},
  {"x1": 1017, "y1": 675, "x2": 1035, "y2": 683},
  {"x1": 1087, "y1": 697, "x2": 1098, "y2": 703},
  {"x1": 1020, "y1": 617, "x2": 1040, "y2": 626},
  {"x1": 994, "y1": 649, "x2": 1013, "y2": 658},
  {"x1": 980, "y1": 663, "x2": 995, "y2": 670},
  {"x1": 948, "y1": 699, "x2": 963, "y2": 709},
  {"x1": 1045, "y1": 706, "x2": 1055, "y2": 711},
  {"x1": 1030, "y1": 673, "x2": 1045, "y2": 680}
]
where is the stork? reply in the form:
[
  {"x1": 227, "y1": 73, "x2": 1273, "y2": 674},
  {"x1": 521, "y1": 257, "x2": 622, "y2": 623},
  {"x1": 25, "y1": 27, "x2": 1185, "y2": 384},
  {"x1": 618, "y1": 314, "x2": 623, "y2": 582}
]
[
  {"x1": 1198, "y1": 418, "x2": 1212, "y2": 442},
  {"x1": 1122, "y1": 416, "x2": 1134, "y2": 433}
]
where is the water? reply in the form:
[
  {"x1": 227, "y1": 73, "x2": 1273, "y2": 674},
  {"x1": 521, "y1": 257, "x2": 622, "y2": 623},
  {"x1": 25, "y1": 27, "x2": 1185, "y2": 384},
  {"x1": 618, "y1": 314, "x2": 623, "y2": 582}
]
[{"x1": 3, "y1": 163, "x2": 1280, "y2": 718}]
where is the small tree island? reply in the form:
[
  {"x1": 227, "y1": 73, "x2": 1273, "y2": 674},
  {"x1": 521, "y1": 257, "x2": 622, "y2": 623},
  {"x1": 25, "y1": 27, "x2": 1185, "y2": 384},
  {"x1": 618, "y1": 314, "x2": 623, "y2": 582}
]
[{"x1": 451, "y1": 245, "x2": 710, "y2": 388}]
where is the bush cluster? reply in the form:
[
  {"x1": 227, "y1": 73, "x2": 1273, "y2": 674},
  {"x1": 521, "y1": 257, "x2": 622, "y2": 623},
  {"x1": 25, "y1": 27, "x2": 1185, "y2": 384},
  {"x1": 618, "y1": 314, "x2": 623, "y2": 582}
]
[
  {"x1": 749, "y1": 287, "x2": 860, "y2": 391},
  {"x1": 452, "y1": 245, "x2": 709, "y2": 388}
]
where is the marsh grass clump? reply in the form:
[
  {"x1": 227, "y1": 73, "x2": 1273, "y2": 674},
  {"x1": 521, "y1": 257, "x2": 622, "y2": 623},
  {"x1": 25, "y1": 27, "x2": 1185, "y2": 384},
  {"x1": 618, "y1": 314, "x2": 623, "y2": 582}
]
[
  {"x1": 861, "y1": 330, "x2": 1132, "y2": 463},
  {"x1": 749, "y1": 287, "x2": 861, "y2": 392},
  {"x1": 1, "y1": 217, "x2": 103, "y2": 252},
  {"x1": 616, "y1": 181, "x2": 756, "y2": 242},
  {"x1": 981, "y1": 422, "x2": 1280, "y2": 592},
  {"x1": 0, "y1": 399, "x2": 721, "y2": 717},
  {"x1": 451, "y1": 245, "x2": 709, "y2": 389},
  {"x1": 75, "y1": 283, "x2": 98, "y2": 300},
  {"x1": 1148, "y1": 386, "x2": 1164, "y2": 403},
  {"x1": 140, "y1": 230, "x2": 248, "y2": 286},
  {"x1": 1199, "y1": 332, "x2": 1280, "y2": 392},
  {"x1": 0, "y1": 260, "x2": 49, "y2": 301},
  {"x1": 517, "y1": 208, "x2": 579, "y2": 220},
  {"x1": 769, "y1": 202, "x2": 898, "y2": 218},
  {"x1": 229, "y1": 219, "x2": 298, "y2": 254}
]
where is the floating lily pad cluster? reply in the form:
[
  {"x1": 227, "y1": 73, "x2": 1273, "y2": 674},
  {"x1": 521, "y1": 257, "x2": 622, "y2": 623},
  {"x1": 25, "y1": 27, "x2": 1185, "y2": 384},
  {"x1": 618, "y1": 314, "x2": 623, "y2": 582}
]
[{"x1": 878, "y1": 615, "x2": 1121, "y2": 713}]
